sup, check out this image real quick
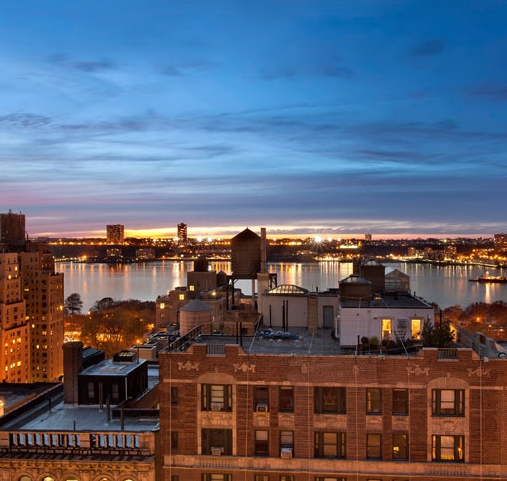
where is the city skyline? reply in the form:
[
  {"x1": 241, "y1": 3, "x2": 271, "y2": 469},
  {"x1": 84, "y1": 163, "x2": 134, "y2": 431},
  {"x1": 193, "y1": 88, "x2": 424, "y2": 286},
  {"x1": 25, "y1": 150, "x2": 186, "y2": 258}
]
[{"x1": 2, "y1": 1, "x2": 507, "y2": 239}]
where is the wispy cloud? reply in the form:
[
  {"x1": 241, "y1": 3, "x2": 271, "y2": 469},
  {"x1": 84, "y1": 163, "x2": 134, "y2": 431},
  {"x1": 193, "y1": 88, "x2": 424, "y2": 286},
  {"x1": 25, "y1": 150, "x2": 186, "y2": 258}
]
[
  {"x1": 410, "y1": 38, "x2": 445, "y2": 57},
  {"x1": 48, "y1": 53, "x2": 117, "y2": 72}
]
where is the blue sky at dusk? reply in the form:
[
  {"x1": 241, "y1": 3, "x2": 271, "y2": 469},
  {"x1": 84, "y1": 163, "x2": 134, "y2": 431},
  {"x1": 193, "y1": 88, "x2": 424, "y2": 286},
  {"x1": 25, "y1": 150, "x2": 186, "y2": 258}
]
[{"x1": 1, "y1": 1, "x2": 507, "y2": 239}]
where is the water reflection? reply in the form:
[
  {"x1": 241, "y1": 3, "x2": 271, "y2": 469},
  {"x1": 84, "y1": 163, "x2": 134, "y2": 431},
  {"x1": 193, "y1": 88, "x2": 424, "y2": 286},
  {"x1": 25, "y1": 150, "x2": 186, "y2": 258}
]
[{"x1": 58, "y1": 260, "x2": 507, "y2": 312}]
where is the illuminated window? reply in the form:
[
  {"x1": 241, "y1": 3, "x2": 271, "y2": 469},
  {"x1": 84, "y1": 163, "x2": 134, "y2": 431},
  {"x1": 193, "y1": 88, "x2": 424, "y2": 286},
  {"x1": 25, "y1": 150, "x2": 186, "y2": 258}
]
[
  {"x1": 432, "y1": 435, "x2": 464, "y2": 462},
  {"x1": 392, "y1": 433, "x2": 408, "y2": 460},
  {"x1": 159, "y1": 302, "x2": 165, "y2": 309},
  {"x1": 179, "y1": 294, "x2": 185, "y2": 300},
  {"x1": 381, "y1": 318, "x2": 392, "y2": 340},
  {"x1": 411, "y1": 318, "x2": 421, "y2": 339},
  {"x1": 189, "y1": 285, "x2": 195, "y2": 291}
]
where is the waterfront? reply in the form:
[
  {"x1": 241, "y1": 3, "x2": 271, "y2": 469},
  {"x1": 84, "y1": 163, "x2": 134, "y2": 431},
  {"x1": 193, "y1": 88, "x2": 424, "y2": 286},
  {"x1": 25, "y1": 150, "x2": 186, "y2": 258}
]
[{"x1": 58, "y1": 260, "x2": 507, "y2": 313}]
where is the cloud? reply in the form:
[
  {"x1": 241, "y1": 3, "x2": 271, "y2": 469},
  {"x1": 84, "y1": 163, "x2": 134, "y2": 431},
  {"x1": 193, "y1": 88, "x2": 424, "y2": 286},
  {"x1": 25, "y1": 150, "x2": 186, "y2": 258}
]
[
  {"x1": 48, "y1": 53, "x2": 116, "y2": 72},
  {"x1": 468, "y1": 84, "x2": 507, "y2": 101},
  {"x1": 0, "y1": 113, "x2": 51, "y2": 128},
  {"x1": 157, "y1": 61, "x2": 217, "y2": 76},
  {"x1": 410, "y1": 39, "x2": 445, "y2": 57}
]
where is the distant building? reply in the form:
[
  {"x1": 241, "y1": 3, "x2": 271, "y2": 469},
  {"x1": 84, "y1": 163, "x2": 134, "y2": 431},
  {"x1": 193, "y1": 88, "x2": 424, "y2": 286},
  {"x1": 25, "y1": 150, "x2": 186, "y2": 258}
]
[
  {"x1": 177, "y1": 222, "x2": 187, "y2": 245},
  {"x1": 494, "y1": 233, "x2": 507, "y2": 252},
  {"x1": 19, "y1": 244, "x2": 64, "y2": 382},
  {"x1": 106, "y1": 224, "x2": 125, "y2": 244},
  {"x1": 0, "y1": 210, "x2": 26, "y2": 243},
  {"x1": 0, "y1": 252, "x2": 30, "y2": 382}
]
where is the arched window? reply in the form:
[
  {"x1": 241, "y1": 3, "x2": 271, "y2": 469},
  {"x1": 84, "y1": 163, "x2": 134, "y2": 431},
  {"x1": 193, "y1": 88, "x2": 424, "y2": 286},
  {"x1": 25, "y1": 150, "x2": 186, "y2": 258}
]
[{"x1": 19, "y1": 476, "x2": 32, "y2": 481}]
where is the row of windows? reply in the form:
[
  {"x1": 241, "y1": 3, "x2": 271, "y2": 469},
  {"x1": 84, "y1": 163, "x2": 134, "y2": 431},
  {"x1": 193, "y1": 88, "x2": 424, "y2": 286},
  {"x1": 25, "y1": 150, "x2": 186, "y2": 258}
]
[
  {"x1": 192, "y1": 385, "x2": 465, "y2": 417},
  {"x1": 178, "y1": 428, "x2": 464, "y2": 462},
  {"x1": 195, "y1": 476, "x2": 413, "y2": 481}
]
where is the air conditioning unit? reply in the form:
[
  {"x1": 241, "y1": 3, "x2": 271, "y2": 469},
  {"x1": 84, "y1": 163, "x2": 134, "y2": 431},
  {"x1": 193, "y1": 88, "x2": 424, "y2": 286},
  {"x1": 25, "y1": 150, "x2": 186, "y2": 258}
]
[
  {"x1": 211, "y1": 447, "x2": 222, "y2": 456},
  {"x1": 211, "y1": 402, "x2": 222, "y2": 412},
  {"x1": 256, "y1": 403, "x2": 268, "y2": 412},
  {"x1": 281, "y1": 447, "x2": 293, "y2": 459}
]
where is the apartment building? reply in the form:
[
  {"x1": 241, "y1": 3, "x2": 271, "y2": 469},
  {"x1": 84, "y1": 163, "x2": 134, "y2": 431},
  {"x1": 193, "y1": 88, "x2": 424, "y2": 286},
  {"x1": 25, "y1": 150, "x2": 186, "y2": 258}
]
[
  {"x1": 18, "y1": 245, "x2": 64, "y2": 382},
  {"x1": 0, "y1": 252, "x2": 30, "y2": 382},
  {"x1": 159, "y1": 333, "x2": 507, "y2": 481}
]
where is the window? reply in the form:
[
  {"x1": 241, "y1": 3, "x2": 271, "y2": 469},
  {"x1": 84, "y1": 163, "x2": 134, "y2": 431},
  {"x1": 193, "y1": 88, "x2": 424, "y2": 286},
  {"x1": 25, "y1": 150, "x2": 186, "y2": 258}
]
[
  {"x1": 171, "y1": 431, "x2": 178, "y2": 451},
  {"x1": 411, "y1": 318, "x2": 421, "y2": 339},
  {"x1": 432, "y1": 435, "x2": 464, "y2": 462},
  {"x1": 314, "y1": 432, "x2": 346, "y2": 458},
  {"x1": 392, "y1": 388, "x2": 408, "y2": 415},
  {"x1": 315, "y1": 478, "x2": 346, "y2": 481},
  {"x1": 171, "y1": 386, "x2": 179, "y2": 405},
  {"x1": 202, "y1": 475, "x2": 232, "y2": 481},
  {"x1": 255, "y1": 430, "x2": 269, "y2": 456},
  {"x1": 201, "y1": 384, "x2": 232, "y2": 412},
  {"x1": 201, "y1": 429, "x2": 232, "y2": 455},
  {"x1": 255, "y1": 476, "x2": 269, "y2": 481},
  {"x1": 254, "y1": 385, "x2": 269, "y2": 412},
  {"x1": 367, "y1": 433, "x2": 382, "y2": 459},
  {"x1": 432, "y1": 389, "x2": 464, "y2": 416},
  {"x1": 280, "y1": 477, "x2": 294, "y2": 481},
  {"x1": 314, "y1": 387, "x2": 346, "y2": 414},
  {"x1": 280, "y1": 430, "x2": 294, "y2": 449},
  {"x1": 171, "y1": 476, "x2": 179, "y2": 481},
  {"x1": 392, "y1": 433, "x2": 408, "y2": 460},
  {"x1": 366, "y1": 388, "x2": 382, "y2": 414},
  {"x1": 279, "y1": 386, "x2": 294, "y2": 412},
  {"x1": 381, "y1": 318, "x2": 392, "y2": 339}
]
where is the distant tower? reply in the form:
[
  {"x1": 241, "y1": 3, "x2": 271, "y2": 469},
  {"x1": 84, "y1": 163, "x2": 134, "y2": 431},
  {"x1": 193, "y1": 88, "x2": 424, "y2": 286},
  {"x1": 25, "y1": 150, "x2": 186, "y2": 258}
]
[
  {"x1": 0, "y1": 210, "x2": 26, "y2": 243},
  {"x1": 106, "y1": 224, "x2": 125, "y2": 244},
  {"x1": 177, "y1": 223, "x2": 188, "y2": 245},
  {"x1": 365, "y1": 233, "x2": 372, "y2": 242}
]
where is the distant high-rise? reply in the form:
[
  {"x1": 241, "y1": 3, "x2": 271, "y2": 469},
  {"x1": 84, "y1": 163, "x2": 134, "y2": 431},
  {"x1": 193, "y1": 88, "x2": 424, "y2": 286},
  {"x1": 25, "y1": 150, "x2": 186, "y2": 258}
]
[
  {"x1": 177, "y1": 222, "x2": 188, "y2": 245},
  {"x1": 0, "y1": 211, "x2": 64, "y2": 383},
  {"x1": 0, "y1": 210, "x2": 26, "y2": 243},
  {"x1": 106, "y1": 224, "x2": 125, "y2": 244},
  {"x1": 0, "y1": 252, "x2": 30, "y2": 383},
  {"x1": 19, "y1": 244, "x2": 64, "y2": 382}
]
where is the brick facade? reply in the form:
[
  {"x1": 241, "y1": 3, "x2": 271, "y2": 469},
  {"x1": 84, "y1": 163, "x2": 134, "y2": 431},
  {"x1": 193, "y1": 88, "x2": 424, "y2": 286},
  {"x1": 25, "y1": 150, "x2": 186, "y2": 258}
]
[{"x1": 159, "y1": 343, "x2": 507, "y2": 480}]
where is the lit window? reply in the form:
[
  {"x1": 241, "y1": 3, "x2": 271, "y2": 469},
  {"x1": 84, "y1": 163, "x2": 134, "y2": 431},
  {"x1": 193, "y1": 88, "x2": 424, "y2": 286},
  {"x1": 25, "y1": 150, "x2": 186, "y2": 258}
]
[
  {"x1": 381, "y1": 318, "x2": 392, "y2": 339},
  {"x1": 411, "y1": 318, "x2": 421, "y2": 339},
  {"x1": 159, "y1": 302, "x2": 165, "y2": 309},
  {"x1": 432, "y1": 435, "x2": 464, "y2": 462},
  {"x1": 392, "y1": 433, "x2": 408, "y2": 460},
  {"x1": 179, "y1": 294, "x2": 185, "y2": 300}
]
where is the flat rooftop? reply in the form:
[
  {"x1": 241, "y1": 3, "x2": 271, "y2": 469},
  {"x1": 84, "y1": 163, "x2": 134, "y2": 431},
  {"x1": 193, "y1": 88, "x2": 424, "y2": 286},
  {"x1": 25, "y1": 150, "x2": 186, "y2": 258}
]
[
  {"x1": 19, "y1": 402, "x2": 159, "y2": 432},
  {"x1": 194, "y1": 328, "x2": 347, "y2": 356}
]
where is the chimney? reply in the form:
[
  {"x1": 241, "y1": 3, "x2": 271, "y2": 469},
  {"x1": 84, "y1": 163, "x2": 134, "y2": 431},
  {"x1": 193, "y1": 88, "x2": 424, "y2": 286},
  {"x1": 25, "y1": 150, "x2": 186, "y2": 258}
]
[{"x1": 63, "y1": 341, "x2": 84, "y2": 404}]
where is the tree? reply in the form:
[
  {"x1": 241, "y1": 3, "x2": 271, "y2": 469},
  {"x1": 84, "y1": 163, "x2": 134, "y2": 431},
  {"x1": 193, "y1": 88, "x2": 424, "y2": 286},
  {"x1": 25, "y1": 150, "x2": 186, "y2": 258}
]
[
  {"x1": 421, "y1": 318, "x2": 454, "y2": 348},
  {"x1": 65, "y1": 293, "x2": 84, "y2": 316}
]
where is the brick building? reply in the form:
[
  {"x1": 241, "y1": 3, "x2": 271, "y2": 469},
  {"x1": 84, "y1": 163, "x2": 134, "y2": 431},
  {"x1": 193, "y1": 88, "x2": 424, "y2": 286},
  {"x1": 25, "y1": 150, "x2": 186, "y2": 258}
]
[{"x1": 159, "y1": 335, "x2": 507, "y2": 480}]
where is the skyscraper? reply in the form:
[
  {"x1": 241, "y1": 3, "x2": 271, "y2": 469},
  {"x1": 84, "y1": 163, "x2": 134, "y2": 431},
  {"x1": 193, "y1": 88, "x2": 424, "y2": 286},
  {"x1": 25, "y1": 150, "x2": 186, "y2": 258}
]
[
  {"x1": 0, "y1": 252, "x2": 30, "y2": 383},
  {"x1": 106, "y1": 224, "x2": 125, "y2": 244},
  {"x1": 0, "y1": 211, "x2": 64, "y2": 383},
  {"x1": 177, "y1": 222, "x2": 187, "y2": 245}
]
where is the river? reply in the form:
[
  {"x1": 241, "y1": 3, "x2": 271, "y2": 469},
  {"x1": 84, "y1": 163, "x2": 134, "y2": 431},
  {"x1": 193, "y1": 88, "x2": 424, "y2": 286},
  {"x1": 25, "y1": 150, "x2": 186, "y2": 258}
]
[{"x1": 58, "y1": 261, "x2": 507, "y2": 312}]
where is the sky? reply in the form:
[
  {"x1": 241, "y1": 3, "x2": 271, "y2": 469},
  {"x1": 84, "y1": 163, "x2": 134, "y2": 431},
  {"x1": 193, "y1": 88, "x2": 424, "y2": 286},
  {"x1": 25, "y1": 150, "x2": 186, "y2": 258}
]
[{"x1": 1, "y1": 1, "x2": 507, "y2": 240}]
